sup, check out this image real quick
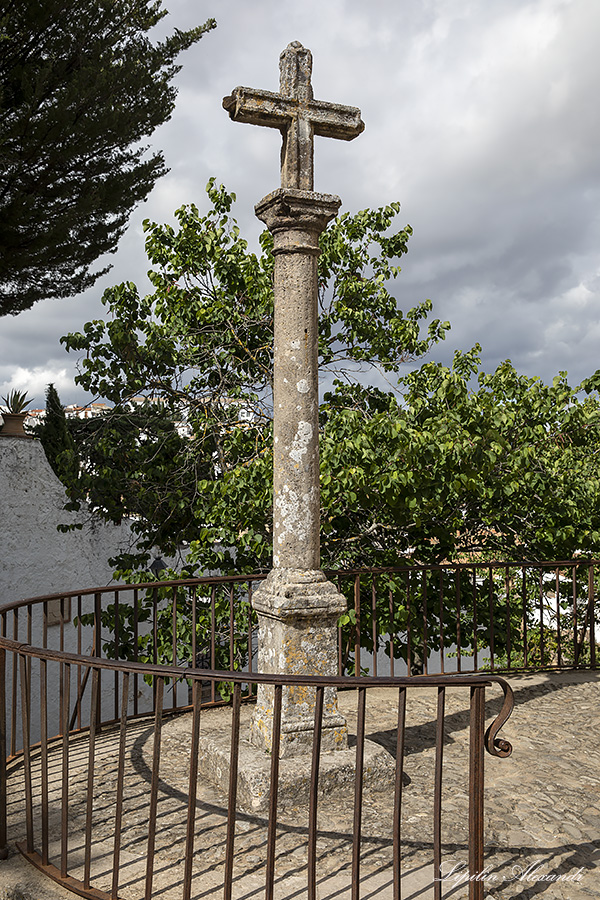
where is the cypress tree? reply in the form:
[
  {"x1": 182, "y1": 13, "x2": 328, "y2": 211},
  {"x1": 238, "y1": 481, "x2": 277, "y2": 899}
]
[{"x1": 37, "y1": 383, "x2": 79, "y2": 487}]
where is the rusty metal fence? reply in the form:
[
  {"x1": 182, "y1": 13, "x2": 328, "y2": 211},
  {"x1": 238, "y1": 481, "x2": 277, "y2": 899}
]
[
  {"x1": 0, "y1": 632, "x2": 513, "y2": 900},
  {"x1": 1, "y1": 557, "x2": 594, "y2": 898}
]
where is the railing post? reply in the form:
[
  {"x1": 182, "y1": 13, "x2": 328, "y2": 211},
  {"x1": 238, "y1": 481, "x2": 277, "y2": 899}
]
[
  {"x1": 468, "y1": 684, "x2": 485, "y2": 900},
  {"x1": 0, "y1": 647, "x2": 8, "y2": 859}
]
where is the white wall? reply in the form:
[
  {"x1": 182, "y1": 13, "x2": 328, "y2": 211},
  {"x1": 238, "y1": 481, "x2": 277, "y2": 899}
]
[{"x1": 0, "y1": 435, "x2": 134, "y2": 607}]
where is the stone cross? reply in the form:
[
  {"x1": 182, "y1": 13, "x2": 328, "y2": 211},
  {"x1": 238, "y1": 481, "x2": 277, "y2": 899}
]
[
  {"x1": 223, "y1": 40, "x2": 364, "y2": 191},
  {"x1": 223, "y1": 43, "x2": 364, "y2": 757}
]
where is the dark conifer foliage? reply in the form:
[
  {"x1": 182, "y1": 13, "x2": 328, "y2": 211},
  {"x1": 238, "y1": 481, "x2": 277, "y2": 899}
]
[
  {"x1": 36, "y1": 383, "x2": 79, "y2": 485},
  {"x1": 0, "y1": 0, "x2": 215, "y2": 315}
]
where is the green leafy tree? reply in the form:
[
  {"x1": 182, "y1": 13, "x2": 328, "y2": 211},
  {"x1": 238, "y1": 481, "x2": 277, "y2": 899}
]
[
  {"x1": 0, "y1": 0, "x2": 215, "y2": 315},
  {"x1": 62, "y1": 180, "x2": 448, "y2": 573},
  {"x1": 35, "y1": 383, "x2": 79, "y2": 485},
  {"x1": 61, "y1": 182, "x2": 600, "y2": 671}
]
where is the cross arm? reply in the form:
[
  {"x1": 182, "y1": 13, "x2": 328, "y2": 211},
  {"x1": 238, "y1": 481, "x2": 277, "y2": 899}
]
[
  {"x1": 223, "y1": 88, "x2": 364, "y2": 141},
  {"x1": 309, "y1": 99, "x2": 364, "y2": 141},
  {"x1": 222, "y1": 86, "x2": 293, "y2": 129}
]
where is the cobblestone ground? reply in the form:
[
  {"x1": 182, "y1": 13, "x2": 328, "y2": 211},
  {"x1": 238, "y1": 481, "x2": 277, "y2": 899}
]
[{"x1": 2, "y1": 671, "x2": 599, "y2": 899}]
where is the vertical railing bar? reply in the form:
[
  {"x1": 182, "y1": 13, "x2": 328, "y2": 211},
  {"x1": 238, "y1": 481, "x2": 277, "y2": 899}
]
[
  {"x1": 589, "y1": 564, "x2": 596, "y2": 669},
  {"x1": 472, "y1": 570, "x2": 478, "y2": 672},
  {"x1": 59, "y1": 597, "x2": 66, "y2": 733},
  {"x1": 43, "y1": 601, "x2": 48, "y2": 649},
  {"x1": 439, "y1": 570, "x2": 445, "y2": 675},
  {"x1": 354, "y1": 575, "x2": 361, "y2": 676},
  {"x1": 229, "y1": 584, "x2": 235, "y2": 671},
  {"x1": 144, "y1": 677, "x2": 164, "y2": 900},
  {"x1": 224, "y1": 682, "x2": 242, "y2": 900},
  {"x1": 152, "y1": 587, "x2": 158, "y2": 711},
  {"x1": 26, "y1": 604, "x2": 32, "y2": 693},
  {"x1": 60, "y1": 661, "x2": 71, "y2": 878},
  {"x1": 308, "y1": 685, "x2": 325, "y2": 900},
  {"x1": 505, "y1": 568, "x2": 511, "y2": 670},
  {"x1": 573, "y1": 567, "x2": 578, "y2": 665},
  {"x1": 114, "y1": 590, "x2": 120, "y2": 720},
  {"x1": 152, "y1": 586, "x2": 159, "y2": 668},
  {"x1": 59, "y1": 599, "x2": 65, "y2": 736},
  {"x1": 389, "y1": 587, "x2": 395, "y2": 677},
  {"x1": 266, "y1": 683, "x2": 283, "y2": 900},
  {"x1": 19, "y1": 654, "x2": 34, "y2": 852},
  {"x1": 172, "y1": 585, "x2": 178, "y2": 667},
  {"x1": 133, "y1": 587, "x2": 139, "y2": 717},
  {"x1": 210, "y1": 586, "x2": 216, "y2": 704},
  {"x1": 433, "y1": 686, "x2": 445, "y2": 900},
  {"x1": 0, "y1": 647, "x2": 7, "y2": 859},
  {"x1": 456, "y1": 569, "x2": 462, "y2": 673},
  {"x1": 468, "y1": 685, "x2": 485, "y2": 900},
  {"x1": 94, "y1": 592, "x2": 102, "y2": 728},
  {"x1": 191, "y1": 585, "x2": 198, "y2": 676},
  {"x1": 539, "y1": 570, "x2": 545, "y2": 665},
  {"x1": 406, "y1": 571, "x2": 412, "y2": 676},
  {"x1": 555, "y1": 568, "x2": 562, "y2": 668},
  {"x1": 371, "y1": 576, "x2": 378, "y2": 677},
  {"x1": 172, "y1": 586, "x2": 178, "y2": 711},
  {"x1": 247, "y1": 583, "x2": 254, "y2": 694},
  {"x1": 77, "y1": 596, "x2": 83, "y2": 730},
  {"x1": 488, "y1": 568, "x2": 495, "y2": 672},
  {"x1": 11, "y1": 610, "x2": 18, "y2": 757},
  {"x1": 352, "y1": 686, "x2": 367, "y2": 900},
  {"x1": 40, "y1": 654, "x2": 49, "y2": 864},
  {"x1": 392, "y1": 685, "x2": 407, "y2": 900},
  {"x1": 84, "y1": 668, "x2": 99, "y2": 890},
  {"x1": 183, "y1": 679, "x2": 202, "y2": 900},
  {"x1": 422, "y1": 571, "x2": 428, "y2": 676},
  {"x1": 338, "y1": 575, "x2": 344, "y2": 676},
  {"x1": 522, "y1": 567, "x2": 528, "y2": 668},
  {"x1": 111, "y1": 671, "x2": 129, "y2": 899}
]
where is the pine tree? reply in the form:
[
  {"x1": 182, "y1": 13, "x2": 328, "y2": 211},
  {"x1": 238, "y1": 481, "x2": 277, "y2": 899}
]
[{"x1": 0, "y1": 0, "x2": 216, "y2": 315}]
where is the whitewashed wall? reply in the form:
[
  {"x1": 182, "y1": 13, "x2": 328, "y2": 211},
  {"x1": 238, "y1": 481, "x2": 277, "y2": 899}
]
[{"x1": 0, "y1": 435, "x2": 134, "y2": 607}]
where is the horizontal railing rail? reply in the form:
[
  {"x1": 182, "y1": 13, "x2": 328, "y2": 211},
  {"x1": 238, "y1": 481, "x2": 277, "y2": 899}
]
[{"x1": 1, "y1": 561, "x2": 596, "y2": 690}]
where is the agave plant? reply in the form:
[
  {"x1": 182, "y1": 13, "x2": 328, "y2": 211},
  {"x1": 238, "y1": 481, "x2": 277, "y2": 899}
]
[{"x1": 1, "y1": 389, "x2": 33, "y2": 414}]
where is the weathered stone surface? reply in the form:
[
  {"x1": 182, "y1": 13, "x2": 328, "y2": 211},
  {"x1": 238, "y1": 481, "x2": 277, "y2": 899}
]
[
  {"x1": 250, "y1": 186, "x2": 347, "y2": 755},
  {"x1": 194, "y1": 703, "x2": 395, "y2": 813},
  {"x1": 223, "y1": 41, "x2": 364, "y2": 191},
  {"x1": 255, "y1": 190, "x2": 340, "y2": 570},
  {"x1": 251, "y1": 569, "x2": 347, "y2": 755},
  {"x1": 223, "y1": 45, "x2": 364, "y2": 758}
]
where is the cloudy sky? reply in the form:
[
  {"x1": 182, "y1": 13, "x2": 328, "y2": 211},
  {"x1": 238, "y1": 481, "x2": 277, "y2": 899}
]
[{"x1": 2, "y1": 0, "x2": 599, "y2": 407}]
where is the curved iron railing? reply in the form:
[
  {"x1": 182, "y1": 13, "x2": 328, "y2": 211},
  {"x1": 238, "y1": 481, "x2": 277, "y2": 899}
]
[
  {"x1": 3, "y1": 558, "x2": 593, "y2": 899},
  {"x1": 1, "y1": 629, "x2": 513, "y2": 900}
]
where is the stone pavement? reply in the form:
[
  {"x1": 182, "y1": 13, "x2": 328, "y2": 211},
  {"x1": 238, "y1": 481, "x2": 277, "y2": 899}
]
[{"x1": 1, "y1": 671, "x2": 599, "y2": 899}]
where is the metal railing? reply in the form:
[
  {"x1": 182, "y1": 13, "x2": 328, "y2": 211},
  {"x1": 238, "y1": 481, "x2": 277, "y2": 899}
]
[
  {"x1": 0, "y1": 628, "x2": 514, "y2": 900},
  {"x1": 0, "y1": 560, "x2": 597, "y2": 704}
]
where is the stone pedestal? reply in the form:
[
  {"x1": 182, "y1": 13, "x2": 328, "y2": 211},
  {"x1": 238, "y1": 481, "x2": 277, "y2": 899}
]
[{"x1": 250, "y1": 569, "x2": 347, "y2": 756}]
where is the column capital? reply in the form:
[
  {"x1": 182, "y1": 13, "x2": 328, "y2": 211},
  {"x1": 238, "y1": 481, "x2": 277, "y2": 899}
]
[{"x1": 255, "y1": 188, "x2": 341, "y2": 246}]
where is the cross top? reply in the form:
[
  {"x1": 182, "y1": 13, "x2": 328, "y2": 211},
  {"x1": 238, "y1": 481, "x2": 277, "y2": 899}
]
[{"x1": 223, "y1": 41, "x2": 364, "y2": 191}]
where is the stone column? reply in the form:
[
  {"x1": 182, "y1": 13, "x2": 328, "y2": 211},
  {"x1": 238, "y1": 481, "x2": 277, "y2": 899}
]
[{"x1": 250, "y1": 188, "x2": 348, "y2": 757}]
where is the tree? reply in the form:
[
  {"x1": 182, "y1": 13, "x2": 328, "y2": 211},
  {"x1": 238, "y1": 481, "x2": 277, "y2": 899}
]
[
  {"x1": 61, "y1": 180, "x2": 448, "y2": 570},
  {"x1": 61, "y1": 181, "x2": 600, "y2": 578},
  {"x1": 60, "y1": 182, "x2": 600, "y2": 673},
  {"x1": 34, "y1": 383, "x2": 79, "y2": 485},
  {"x1": 0, "y1": 0, "x2": 215, "y2": 315}
]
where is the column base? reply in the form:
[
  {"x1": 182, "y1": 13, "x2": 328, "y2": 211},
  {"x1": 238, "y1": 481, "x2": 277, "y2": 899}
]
[{"x1": 250, "y1": 568, "x2": 348, "y2": 757}]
